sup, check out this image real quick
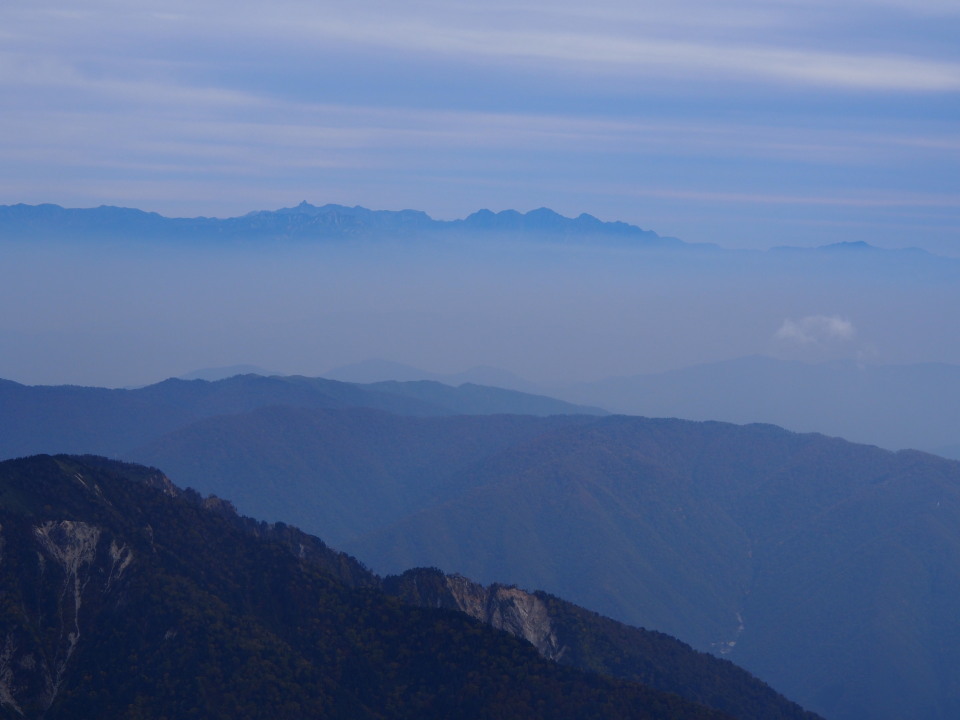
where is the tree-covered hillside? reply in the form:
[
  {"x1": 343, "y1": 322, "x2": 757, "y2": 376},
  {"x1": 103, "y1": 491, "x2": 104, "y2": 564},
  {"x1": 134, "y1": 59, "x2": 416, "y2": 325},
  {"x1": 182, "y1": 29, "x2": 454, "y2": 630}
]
[{"x1": 0, "y1": 454, "x2": 738, "y2": 720}]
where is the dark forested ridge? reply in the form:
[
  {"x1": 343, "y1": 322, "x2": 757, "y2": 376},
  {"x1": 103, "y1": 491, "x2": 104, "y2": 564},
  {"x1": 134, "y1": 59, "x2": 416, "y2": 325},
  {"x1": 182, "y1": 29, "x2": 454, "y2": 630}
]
[{"x1": 0, "y1": 454, "x2": 821, "y2": 720}]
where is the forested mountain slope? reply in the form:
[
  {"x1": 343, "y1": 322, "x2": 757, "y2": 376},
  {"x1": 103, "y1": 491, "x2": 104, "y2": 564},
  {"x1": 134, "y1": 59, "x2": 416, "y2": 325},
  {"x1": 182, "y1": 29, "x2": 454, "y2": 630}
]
[{"x1": 0, "y1": 454, "x2": 817, "y2": 720}]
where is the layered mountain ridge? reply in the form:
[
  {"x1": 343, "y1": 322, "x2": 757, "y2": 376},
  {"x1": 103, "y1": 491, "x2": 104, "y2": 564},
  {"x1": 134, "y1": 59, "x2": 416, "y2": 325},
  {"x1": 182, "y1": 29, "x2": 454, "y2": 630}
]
[{"x1": 5, "y1": 373, "x2": 960, "y2": 719}]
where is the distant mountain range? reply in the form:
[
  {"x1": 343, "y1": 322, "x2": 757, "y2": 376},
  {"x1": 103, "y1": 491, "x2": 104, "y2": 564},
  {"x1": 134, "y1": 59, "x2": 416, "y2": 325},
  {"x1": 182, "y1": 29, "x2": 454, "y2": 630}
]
[
  {"x1": 5, "y1": 202, "x2": 952, "y2": 265},
  {"x1": 0, "y1": 202, "x2": 682, "y2": 246},
  {"x1": 0, "y1": 454, "x2": 819, "y2": 720},
  {"x1": 553, "y1": 355, "x2": 960, "y2": 456}
]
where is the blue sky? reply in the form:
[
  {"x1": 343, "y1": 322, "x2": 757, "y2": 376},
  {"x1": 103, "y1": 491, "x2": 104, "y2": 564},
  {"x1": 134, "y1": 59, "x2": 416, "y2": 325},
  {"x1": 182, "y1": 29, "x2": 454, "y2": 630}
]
[{"x1": 2, "y1": 0, "x2": 959, "y2": 251}]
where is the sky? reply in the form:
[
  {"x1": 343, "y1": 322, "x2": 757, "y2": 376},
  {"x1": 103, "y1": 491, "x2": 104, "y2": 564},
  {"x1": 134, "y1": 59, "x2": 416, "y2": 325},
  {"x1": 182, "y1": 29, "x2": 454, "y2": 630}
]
[{"x1": 3, "y1": 0, "x2": 959, "y2": 253}]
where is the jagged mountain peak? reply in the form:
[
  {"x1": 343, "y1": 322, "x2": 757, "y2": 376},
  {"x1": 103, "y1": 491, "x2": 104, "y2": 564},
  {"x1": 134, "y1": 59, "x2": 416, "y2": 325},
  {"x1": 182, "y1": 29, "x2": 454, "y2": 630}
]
[{"x1": 0, "y1": 201, "x2": 678, "y2": 246}]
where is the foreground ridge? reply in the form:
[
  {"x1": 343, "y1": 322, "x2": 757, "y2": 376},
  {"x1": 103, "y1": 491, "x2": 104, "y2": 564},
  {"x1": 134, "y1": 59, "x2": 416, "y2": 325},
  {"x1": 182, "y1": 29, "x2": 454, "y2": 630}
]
[{"x1": 0, "y1": 454, "x2": 818, "y2": 720}]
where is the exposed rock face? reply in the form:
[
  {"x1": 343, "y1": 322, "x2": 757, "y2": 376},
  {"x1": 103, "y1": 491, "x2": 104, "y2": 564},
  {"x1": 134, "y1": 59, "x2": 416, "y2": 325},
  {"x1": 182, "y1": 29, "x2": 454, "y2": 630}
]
[
  {"x1": 33, "y1": 520, "x2": 102, "y2": 702},
  {"x1": 444, "y1": 575, "x2": 567, "y2": 661},
  {"x1": 383, "y1": 569, "x2": 567, "y2": 662},
  {"x1": 0, "y1": 519, "x2": 134, "y2": 716}
]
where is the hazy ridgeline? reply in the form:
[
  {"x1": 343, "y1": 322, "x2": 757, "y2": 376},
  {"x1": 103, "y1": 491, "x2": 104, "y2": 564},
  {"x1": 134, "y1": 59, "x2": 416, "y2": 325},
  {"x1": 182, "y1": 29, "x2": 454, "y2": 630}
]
[{"x1": 3, "y1": 205, "x2": 959, "y2": 391}]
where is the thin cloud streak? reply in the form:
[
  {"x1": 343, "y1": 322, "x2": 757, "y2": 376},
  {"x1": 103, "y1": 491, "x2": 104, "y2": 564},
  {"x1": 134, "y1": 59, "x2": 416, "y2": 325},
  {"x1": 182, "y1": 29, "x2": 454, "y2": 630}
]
[
  {"x1": 7, "y1": 1, "x2": 960, "y2": 93},
  {"x1": 302, "y1": 20, "x2": 960, "y2": 91},
  {"x1": 5, "y1": 97, "x2": 956, "y2": 161},
  {"x1": 627, "y1": 187, "x2": 960, "y2": 209}
]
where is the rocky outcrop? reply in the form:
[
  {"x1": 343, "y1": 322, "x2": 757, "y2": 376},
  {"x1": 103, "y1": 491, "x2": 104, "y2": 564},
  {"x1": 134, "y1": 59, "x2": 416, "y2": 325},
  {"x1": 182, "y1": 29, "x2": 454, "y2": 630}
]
[
  {"x1": 383, "y1": 569, "x2": 567, "y2": 661},
  {"x1": 0, "y1": 519, "x2": 134, "y2": 716},
  {"x1": 33, "y1": 520, "x2": 102, "y2": 703},
  {"x1": 444, "y1": 575, "x2": 567, "y2": 661}
]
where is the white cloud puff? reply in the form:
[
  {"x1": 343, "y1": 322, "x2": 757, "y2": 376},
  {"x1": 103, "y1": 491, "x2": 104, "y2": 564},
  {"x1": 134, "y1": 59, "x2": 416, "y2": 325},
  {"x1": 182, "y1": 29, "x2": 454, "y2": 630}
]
[{"x1": 775, "y1": 315, "x2": 856, "y2": 345}]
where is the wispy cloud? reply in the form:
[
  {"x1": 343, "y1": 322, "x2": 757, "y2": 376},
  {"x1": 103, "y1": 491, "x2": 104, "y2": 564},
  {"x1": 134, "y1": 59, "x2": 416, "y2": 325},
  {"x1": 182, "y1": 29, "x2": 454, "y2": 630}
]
[
  {"x1": 7, "y1": 1, "x2": 960, "y2": 92},
  {"x1": 626, "y1": 187, "x2": 960, "y2": 209},
  {"x1": 308, "y1": 23, "x2": 960, "y2": 91}
]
